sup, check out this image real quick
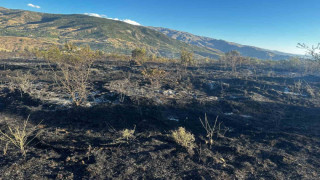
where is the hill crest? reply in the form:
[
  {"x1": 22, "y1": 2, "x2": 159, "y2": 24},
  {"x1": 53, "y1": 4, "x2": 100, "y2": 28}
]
[{"x1": 148, "y1": 26, "x2": 296, "y2": 60}]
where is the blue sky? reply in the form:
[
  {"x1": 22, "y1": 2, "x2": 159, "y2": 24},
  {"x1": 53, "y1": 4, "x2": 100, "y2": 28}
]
[{"x1": 1, "y1": 0, "x2": 320, "y2": 54}]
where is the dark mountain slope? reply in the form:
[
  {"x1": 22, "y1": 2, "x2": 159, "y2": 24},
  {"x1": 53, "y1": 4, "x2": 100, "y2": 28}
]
[{"x1": 149, "y1": 27, "x2": 296, "y2": 60}]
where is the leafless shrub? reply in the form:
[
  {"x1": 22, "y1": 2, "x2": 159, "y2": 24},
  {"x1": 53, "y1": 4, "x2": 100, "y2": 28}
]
[
  {"x1": 0, "y1": 115, "x2": 42, "y2": 156},
  {"x1": 7, "y1": 71, "x2": 35, "y2": 97},
  {"x1": 292, "y1": 80, "x2": 303, "y2": 95},
  {"x1": 199, "y1": 114, "x2": 228, "y2": 148},
  {"x1": 109, "y1": 78, "x2": 131, "y2": 103},
  {"x1": 37, "y1": 43, "x2": 101, "y2": 106},
  {"x1": 298, "y1": 43, "x2": 320, "y2": 62},
  {"x1": 298, "y1": 43, "x2": 320, "y2": 73},
  {"x1": 108, "y1": 74, "x2": 146, "y2": 102},
  {"x1": 305, "y1": 83, "x2": 316, "y2": 98},
  {"x1": 220, "y1": 50, "x2": 244, "y2": 75},
  {"x1": 290, "y1": 80, "x2": 317, "y2": 98},
  {"x1": 141, "y1": 68, "x2": 166, "y2": 88}
]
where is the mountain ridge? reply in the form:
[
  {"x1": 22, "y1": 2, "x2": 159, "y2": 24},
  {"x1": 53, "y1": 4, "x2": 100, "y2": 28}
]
[
  {"x1": 0, "y1": 7, "x2": 296, "y2": 60},
  {"x1": 148, "y1": 27, "x2": 297, "y2": 60}
]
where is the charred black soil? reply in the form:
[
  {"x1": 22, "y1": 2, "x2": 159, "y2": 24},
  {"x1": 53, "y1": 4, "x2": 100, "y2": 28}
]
[{"x1": 0, "y1": 59, "x2": 319, "y2": 179}]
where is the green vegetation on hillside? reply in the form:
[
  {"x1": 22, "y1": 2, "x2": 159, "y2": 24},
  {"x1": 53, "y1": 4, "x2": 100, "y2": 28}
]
[{"x1": 0, "y1": 7, "x2": 221, "y2": 59}]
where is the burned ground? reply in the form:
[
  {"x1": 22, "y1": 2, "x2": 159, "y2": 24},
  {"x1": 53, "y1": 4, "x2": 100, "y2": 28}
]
[{"x1": 0, "y1": 59, "x2": 319, "y2": 179}]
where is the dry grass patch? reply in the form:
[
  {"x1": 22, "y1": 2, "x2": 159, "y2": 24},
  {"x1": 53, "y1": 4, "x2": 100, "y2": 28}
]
[
  {"x1": 171, "y1": 127, "x2": 196, "y2": 155},
  {"x1": 115, "y1": 125, "x2": 136, "y2": 144}
]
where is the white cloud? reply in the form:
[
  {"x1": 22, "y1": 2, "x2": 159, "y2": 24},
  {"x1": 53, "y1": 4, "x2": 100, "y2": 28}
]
[
  {"x1": 123, "y1": 19, "x2": 141, "y2": 26},
  {"x1": 84, "y1": 13, "x2": 107, "y2": 18},
  {"x1": 84, "y1": 13, "x2": 141, "y2": 26},
  {"x1": 27, "y1": 3, "x2": 40, "y2": 9}
]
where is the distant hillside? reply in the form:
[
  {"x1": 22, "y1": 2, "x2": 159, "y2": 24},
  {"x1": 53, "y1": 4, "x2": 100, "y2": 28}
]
[
  {"x1": 0, "y1": 7, "x2": 222, "y2": 58},
  {"x1": 149, "y1": 27, "x2": 296, "y2": 60}
]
